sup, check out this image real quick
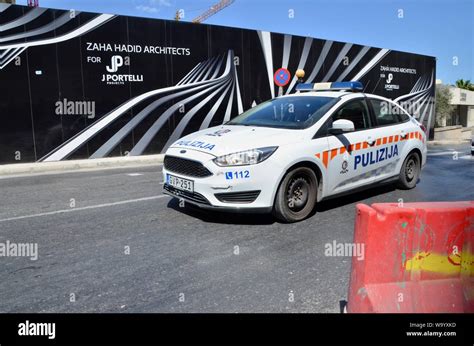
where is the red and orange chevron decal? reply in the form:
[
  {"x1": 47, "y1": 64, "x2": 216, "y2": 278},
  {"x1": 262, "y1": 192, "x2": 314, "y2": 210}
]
[{"x1": 315, "y1": 131, "x2": 425, "y2": 168}]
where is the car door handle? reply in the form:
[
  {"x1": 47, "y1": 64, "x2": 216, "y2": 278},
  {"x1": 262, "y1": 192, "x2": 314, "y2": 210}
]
[{"x1": 367, "y1": 139, "x2": 376, "y2": 147}]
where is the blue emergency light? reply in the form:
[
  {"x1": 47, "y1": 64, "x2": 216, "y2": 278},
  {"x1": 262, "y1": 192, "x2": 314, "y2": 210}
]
[{"x1": 296, "y1": 81, "x2": 364, "y2": 92}]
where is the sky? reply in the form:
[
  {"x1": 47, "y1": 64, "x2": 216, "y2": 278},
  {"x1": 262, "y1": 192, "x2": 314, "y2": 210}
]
[{"x1": 15, "y1": 0, "x2": 473, "y2": 84}]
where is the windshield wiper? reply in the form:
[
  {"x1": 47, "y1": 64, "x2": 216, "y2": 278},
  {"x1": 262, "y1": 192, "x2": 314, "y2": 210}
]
[{"x1": 226, "y1": 123, "x2": 253, "y2": 126}]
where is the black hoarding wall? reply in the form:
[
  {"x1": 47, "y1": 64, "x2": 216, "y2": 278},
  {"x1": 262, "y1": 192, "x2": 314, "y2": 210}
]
[{"x1": 0, "y1": 4, "x2": 436, "y2": 164}]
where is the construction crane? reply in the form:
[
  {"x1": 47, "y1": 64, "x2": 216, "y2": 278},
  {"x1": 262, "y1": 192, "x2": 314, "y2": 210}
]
[
  {"x1": 175, "y1": 0, "x2": 235, "y2": 23},
  {"x1": 192, "y1": 0, "x2": 234, "y2": 23},
  {"x1": 27, "y1": 0, "x2": 39, "y2": 7}
]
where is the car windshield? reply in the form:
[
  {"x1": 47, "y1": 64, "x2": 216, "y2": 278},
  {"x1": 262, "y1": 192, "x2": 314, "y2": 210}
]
[{"x1": 227, "y1": 96, "x2": 339, "y2": 129}]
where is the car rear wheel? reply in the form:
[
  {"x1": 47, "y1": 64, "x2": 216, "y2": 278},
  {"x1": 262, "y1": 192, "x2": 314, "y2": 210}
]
[
  {"x1": 273, "y1": 167, "x2": 318, "y2": 222},
  {"x1": 397, "y1": 152, "x2": 421, "y2": 190}
]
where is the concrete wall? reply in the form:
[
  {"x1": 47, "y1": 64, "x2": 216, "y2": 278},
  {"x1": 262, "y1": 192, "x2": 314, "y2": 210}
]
[
  {"x1": 434, "y1": 125, "x2": 472, "y2": 141},
  {"x1": 450, "y1": 87, "x2": 474, "y2": 105},
  {"x1": 446, "y1": 87, "x2": 474, "y2": 127},
  {"x1": 467, "y1": 106, "x2": 474, "y2": 127}
]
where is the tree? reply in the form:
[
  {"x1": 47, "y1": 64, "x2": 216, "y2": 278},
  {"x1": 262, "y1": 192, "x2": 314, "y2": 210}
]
[
  {"x1": 435, "y1": 85, "x2": 456, "y2": 127},
  {"x1": 455, "y1": 79, "x2": 474, "y2": 91}
]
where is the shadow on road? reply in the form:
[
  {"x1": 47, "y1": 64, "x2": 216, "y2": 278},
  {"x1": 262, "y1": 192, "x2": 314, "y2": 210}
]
[
  {"x1": 166, "y1": 198, "x2": 276, "y2": 225},
  {"x1": 315, "y1": 183, "x2": 397, "y2": 212},
  {"x1": 166, "y1": 183, "x2": 398, "y2": 225}
]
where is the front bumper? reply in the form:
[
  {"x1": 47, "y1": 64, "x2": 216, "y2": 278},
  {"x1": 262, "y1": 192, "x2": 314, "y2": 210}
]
[{"x1": 162, "y1": 147, "x2": 282, "y2": 212}]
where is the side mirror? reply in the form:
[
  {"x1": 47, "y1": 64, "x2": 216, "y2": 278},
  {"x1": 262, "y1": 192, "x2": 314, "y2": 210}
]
[{"x1": 328, "y1": 119, "x2": 355, "y2": 135}]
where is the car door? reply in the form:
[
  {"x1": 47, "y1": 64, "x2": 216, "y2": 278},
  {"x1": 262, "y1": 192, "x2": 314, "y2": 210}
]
[
  {"x1": 367, "y1": 98, "x2": 413, "y2": 180},
  {"x1": 323, "y1": 97, "x2": 382, "y2": 195}
]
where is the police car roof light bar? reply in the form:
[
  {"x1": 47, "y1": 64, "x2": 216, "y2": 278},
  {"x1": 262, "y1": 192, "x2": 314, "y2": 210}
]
[{"x1": 296, "y1": 81, "x2": 364, "y2": 92}]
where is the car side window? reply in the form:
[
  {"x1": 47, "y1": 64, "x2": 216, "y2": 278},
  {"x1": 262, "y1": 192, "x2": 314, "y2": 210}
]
[
  {"x1": 370, "y1": 99, "x2": 404, "y2": 126},
  {"x1": 332, "y1": 99, "x2": 371, "y2": 130},
  {"x1": 313, "y1": 118, "x2": 331, "y2": 138},
  {"x1": 398, "y1": 110, "x2": 410, "y2": 122}
]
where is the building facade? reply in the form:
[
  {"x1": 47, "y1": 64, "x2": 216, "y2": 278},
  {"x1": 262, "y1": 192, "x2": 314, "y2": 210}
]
[
  {"x1": 0, "y1": 4, "x2": 436, "y2": 164},
  {"x1": 449, "y1": 87, "x2": 474, "y2": 128}
]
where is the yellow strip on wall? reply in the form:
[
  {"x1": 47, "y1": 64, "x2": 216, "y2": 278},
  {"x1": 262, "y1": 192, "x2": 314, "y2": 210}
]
[{"x1": 405, "y1": 251, "x2": 474, "y2": 276}]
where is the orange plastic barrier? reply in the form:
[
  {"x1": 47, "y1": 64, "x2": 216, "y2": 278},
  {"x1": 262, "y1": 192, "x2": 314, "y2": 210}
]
[{"x1": 347, "y1": 201, "x2": 473, "y2": 313}]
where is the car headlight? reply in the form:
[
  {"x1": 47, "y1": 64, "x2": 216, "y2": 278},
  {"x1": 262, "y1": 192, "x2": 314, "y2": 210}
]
[{"x1": 213, "y1": 146, "x2": 278, "y2": 166}]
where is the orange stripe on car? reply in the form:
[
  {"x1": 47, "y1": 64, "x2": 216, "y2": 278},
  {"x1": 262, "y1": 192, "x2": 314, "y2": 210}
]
[
  {"x1": 322, "y1": 151, "x2": 329, "y2": 168},
  {"x1": 315, "y1": 130, "x2": 425, "y2": 170}
]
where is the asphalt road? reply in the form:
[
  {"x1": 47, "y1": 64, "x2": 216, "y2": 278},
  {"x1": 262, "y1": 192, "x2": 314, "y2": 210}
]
[{"x1": 0, "y1": 143, "x2": 472, "y2": 313}]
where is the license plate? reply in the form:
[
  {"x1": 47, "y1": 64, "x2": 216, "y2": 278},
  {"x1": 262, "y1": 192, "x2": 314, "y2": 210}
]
[{"x1": 167, "y1": 174, "x2": 194, "y2": 193}]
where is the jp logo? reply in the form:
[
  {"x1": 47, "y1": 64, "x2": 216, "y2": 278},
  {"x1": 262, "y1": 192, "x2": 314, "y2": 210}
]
[
  {"x1": 386, "y1": 73, "x2": 393, "y2": 84},
  {"x1": 102, "y1": 55, "x2": 142, "y2": 85},
  {"x1": 106, "y1": 55, "x2": 124, "y2": 73}
]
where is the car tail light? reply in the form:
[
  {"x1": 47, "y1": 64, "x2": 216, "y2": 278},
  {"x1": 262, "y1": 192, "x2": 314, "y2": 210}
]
[{"x1": 419, "y1": 123, "x2": 427, "y2": 133}]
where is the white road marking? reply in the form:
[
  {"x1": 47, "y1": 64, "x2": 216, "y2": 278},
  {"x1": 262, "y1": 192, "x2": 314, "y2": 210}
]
[
  {"x1": 427, "y1": 151, "x2": 471, "y2": 157},
  {"x1": 0, "y1": 195, "x2": 169, "y2": 223},
  {"x1": 427, "y1": 151, "x2": 456, "y2": 156},
  {"x1": 127, "y1": 173, "x2": 143, "y2": 176},
  {"x1": 0, "y1": 164, "x2": 162, "y2": 180}
]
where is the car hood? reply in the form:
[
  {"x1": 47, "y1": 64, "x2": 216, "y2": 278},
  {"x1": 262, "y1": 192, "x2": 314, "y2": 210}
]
[{"x1": 168, "y1": 125, "x2": 305, "y2": 157}]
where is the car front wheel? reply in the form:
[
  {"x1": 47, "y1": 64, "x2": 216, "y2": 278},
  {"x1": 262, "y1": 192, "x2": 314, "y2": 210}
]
[
  {"x1": 397, "y1": 152, "x2": 421, "y2": 190},
  {"x1": 273, "y1": 167, "x2": 318, "y2": 222}
]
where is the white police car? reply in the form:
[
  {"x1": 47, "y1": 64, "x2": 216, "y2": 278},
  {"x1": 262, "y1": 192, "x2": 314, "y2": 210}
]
[{"x1": 163, "y1": 81, "x2": 427, "y2": 222}]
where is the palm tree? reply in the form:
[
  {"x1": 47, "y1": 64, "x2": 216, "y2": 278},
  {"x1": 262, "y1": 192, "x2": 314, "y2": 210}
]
[{"x1": 455, "y1": 79, "x2": 473, "y2": 90}]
